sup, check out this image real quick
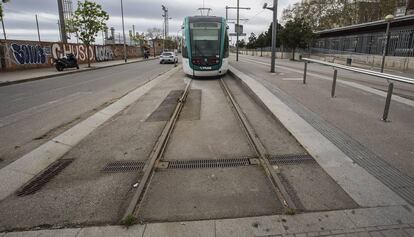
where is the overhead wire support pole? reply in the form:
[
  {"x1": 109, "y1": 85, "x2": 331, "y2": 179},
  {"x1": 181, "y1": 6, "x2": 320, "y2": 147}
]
[
  {"x1": 57, "y1": 0, "x2": 67, "y2": 43},
  {"x1": 35, "y1": 14, "x2": 41, "y2": 42},
  {"x1": 264, "y1": 0, "x2": 278, "y2": 73},
  {"x1": 121, "y1": 0, "x2": 127, "y2": 62},
  {"x1": 236, "y1": 0, "x2": 239, "y2": 61}
]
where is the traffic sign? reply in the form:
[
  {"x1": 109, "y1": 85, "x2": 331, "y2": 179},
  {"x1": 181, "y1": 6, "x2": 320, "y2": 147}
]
[{"x1": 235, "y1": 24, "x2": 243, "y2": 34}]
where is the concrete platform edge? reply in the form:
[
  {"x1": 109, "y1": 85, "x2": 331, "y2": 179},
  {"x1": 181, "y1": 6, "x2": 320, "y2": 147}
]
[{"x1": 0, "y1": 66, "x2": 180, "y2": 201}]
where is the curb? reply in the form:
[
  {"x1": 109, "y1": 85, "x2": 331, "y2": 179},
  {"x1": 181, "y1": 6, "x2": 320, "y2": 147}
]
[{"x1": 0, "y1": 57, "x2": 158, "y2": 87}]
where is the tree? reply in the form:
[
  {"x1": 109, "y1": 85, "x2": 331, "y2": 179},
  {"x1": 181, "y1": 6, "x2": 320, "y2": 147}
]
[
  {"x1": 68, "y1": 0, "x2": 109, "y2": 67},
  {"x1": 0, "y1": 0, "x2": 10, "y2": 18},
  {"x1": 146, "y1": 27, "x2": 162, "y2": 56},
  {"x1": 246, "y1": 32, "x2": 257, "y2": 49},
  {"x1": 279, "y1": 17, "x2": 314, "y2": 60},
  {"x1": 281, "y1": 0, "x2": 405, "y2": 31},
  {"x1": 236, "y1": 39, "x2": 246, "y2": 48}
]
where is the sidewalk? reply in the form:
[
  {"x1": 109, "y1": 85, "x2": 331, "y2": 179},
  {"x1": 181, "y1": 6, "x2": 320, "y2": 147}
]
[
  {"x1": 231, "y1": 56, "x2": 414, "y2": 202},
  {"x1": 0, "y1": 57, "x2": 156, "y2": 86}
]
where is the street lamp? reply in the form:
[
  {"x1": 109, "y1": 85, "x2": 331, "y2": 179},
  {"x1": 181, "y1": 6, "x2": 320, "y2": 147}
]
[
  {"x1": 381, "y1": 14, "x2": 394, "y2": 73},
  {"x1": 263, "y1": 0, "x2": 278, "y2": 73}
]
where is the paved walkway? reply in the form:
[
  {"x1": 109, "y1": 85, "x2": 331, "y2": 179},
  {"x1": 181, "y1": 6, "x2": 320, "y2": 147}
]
[
  {"x1": 0, "y1": 57, "x2": 156, "y2": 86},
  {"x1": 1, "y1": 206, "x2": 413, "y2": 236}
]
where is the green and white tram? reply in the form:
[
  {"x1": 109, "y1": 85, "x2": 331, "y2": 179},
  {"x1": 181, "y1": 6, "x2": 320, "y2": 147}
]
[{"x1": 181, "y1": 16, "x2": 229, "y2": 77}]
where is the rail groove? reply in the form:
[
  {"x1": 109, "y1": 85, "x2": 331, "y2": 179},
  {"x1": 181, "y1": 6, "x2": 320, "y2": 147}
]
[
  {"x1": 219, "y1": 78, "x2": 297, "y2": 210},
  {"x1": 122, "y1": 79, "x2": 192, "y2": 220}
]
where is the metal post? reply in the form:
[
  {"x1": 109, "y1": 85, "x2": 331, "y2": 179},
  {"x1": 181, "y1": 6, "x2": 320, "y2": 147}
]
[
  {"x1": 381, "y1": 21, "x2": 391, "y2": 73},
  {"x1": 121, "y1": 0, "x2": 127, "y2": 62},
  {"x1": 35, "y1": 14, "x2": 41, "y2": 42},
  {"x1": 331, "y1": 69, "x2": 338, "y2": 97},
  {"x1": 303, "y1": 62, "x2": 308, "y2": 84},
  {"x1": 382, "y1": 82, "x2": 394, "y2": 121},
  {"x1": 236, "y1": 0, "x2": 239, "y2": 62},
  {"x1": 57, "y1": 0, "x2": 67, "y2": 43},
  {"x1": 1, "y1": 16, "x2": 6, "y2": 40},
  {"x1": 270, "y1": 0, "x2": 278, "y2": 73}
]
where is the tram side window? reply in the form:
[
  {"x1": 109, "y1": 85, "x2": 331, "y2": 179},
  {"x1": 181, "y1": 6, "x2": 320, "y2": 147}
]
[
  {"x1": 224, "y1": 29, "x2": 229, "y2": 58},
  {"x1": 182, "y1": 34, "x2": 188, "y2": 58}
]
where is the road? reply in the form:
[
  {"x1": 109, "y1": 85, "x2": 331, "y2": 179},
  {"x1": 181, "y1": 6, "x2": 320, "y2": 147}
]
[{"x1": 0, "y1": 59, "x2": 175, "y2": 168}]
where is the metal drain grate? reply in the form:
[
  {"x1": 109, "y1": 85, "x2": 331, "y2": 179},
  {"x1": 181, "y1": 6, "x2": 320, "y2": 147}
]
[
  {"x1": 268, "y1": 154, "x2": 315, "y2": 165},
  {"x1": 102, "y1": 161, "x2": 145, "y2": 172},
  {"x1": 17, "y1": 159, "x2": 74, "y2": 196},
  {"x1": 167, "y1": 158, "x2": 255, "y2": 169}
]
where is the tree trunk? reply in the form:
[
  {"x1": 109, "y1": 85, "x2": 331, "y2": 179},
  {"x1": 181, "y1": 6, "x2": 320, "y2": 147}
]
[
  {"x1": 86, "y1": 44, "x2": 91, "y2": 67},
  {"x1": 291, "y1": 48, "x2": 295, "y2": 61}
]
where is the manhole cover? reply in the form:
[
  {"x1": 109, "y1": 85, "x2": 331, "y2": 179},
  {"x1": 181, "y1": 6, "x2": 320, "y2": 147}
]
[
  {"x1": 17, "y1": 159, "x2": 74, "y2": 196},
  {"x1": 102, "y1": 160, "x2": 145, "y2": 172},
  {"x1": 267, "y1": 154, "x2": 315, "y2": 165}
]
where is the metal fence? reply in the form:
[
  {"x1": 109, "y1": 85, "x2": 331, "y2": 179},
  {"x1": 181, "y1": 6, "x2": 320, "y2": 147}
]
[{"x1": 313, "y1": 29, "x2": 414, "y2": 57}]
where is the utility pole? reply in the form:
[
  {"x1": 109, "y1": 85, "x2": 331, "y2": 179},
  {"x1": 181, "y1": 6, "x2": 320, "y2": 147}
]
[
  {"x1": 35, "y1": 14, "x2": 41, "y2": 42},
  {"x1": 132, "y1": 24, "x2": 135, "y2": 45},
  {"x1": 226, "y1": 3, "x2": 250, "y2": 62},
  {"x1": 1, "y1": 15, "x2": 6, "y2": 41},
  {"x1": 57, "y1": 0, "x2": 67, "y2": 43},
  {"x1": 264, "y1": 0, "x2": 278, "y2": 73},
  {"x1": 121, "y1": 0, "x2": 127, "y2": 62},
  {"x1": 162, "y1": 5, "x2": 169, "y2": 51}
]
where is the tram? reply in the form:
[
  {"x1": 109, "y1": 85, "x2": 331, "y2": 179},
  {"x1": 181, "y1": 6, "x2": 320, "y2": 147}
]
[{"x1": 181, "y1": 16, "x2": 229, "y2": 77}]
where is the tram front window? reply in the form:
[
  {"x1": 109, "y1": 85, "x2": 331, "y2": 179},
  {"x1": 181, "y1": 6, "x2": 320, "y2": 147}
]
[{"x1": 190, "y1": 22, "x2": 220, "y2": 58}]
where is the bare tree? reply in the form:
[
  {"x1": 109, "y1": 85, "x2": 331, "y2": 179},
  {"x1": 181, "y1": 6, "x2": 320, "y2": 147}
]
[{"x1": 146, "y1": 27, "x2": 162, "y2": 56}]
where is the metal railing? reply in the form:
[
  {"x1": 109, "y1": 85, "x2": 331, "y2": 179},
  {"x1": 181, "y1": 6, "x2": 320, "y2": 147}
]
[{"x1": 302, "y1": 57, "x2": 414, "y2": 121}]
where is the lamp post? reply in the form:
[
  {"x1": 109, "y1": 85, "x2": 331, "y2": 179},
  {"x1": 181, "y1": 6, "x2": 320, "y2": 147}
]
[
  {"x1": 263, "y1": 0, "x2": 278, "y2": 73},
  {"x1": 381, "y1": 14, "x2": 394, "y2": 73}
]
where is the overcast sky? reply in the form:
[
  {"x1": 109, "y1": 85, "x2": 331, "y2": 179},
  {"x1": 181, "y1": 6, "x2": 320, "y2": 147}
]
[{"x1": 1, "y1": 0, "x2": 299, "y2": 44}]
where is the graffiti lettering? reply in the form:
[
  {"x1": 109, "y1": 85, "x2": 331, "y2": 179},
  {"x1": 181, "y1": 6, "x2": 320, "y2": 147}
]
[
  {"x1": 10, "y1": 44, "x2": 46, "y2": 65},
  {"x1": 95, "y1": 46, "x2": 113, "y2": 61},
  {"x1": 52, "y1": 43, "x2": 94, "y2": 62}
]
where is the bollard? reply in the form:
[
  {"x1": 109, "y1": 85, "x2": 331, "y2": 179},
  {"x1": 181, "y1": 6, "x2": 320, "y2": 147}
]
[
  {"x1": 382, "y1": 82, "x2": 394, "y2": 121},
  {"x1": 331, "y1": 69, "x2": 338, "y2": 98},
  {"x1": 303, "y1": 62, "x2": 308, "y2": 84}
]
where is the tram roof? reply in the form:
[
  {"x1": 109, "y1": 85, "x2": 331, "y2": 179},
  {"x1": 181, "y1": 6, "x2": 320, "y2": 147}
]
[
  {"x1": 316, "y1": 14, "x2": 414, "y2": 37},
  {"x1": 187, "y1": 16, "x2": 223, "y2": 23}
]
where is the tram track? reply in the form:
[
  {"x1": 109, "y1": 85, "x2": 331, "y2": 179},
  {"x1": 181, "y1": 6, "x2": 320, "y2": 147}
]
[
  {"x1": 123, "y1": 75, "x2": 298, "y2": 223},
  {"x1": 122, "y1": 78, "x2": 193, "y2": 220},
  {"x1": 219, "y1": 78, "x2": 296, "y2": 211}
]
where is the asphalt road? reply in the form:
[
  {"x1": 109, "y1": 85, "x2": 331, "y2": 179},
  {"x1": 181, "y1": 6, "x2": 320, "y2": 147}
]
[{"x1": 0, "y1": 59, "x2": 175, "y2": 168}]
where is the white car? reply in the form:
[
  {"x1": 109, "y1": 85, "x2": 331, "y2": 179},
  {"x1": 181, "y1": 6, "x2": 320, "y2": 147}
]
[{"x1": 159, "y1": 52, "x2": 178, "y2": 64}]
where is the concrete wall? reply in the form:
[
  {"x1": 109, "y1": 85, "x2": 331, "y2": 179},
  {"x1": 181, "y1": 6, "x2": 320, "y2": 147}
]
[{"x1": 0, "y1": 39, "x2": 152, "y2": 71}]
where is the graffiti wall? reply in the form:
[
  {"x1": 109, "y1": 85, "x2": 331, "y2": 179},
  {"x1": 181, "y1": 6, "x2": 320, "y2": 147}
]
[{"x1": 0, "y1": 39, "x2": 145, "y2": 71}]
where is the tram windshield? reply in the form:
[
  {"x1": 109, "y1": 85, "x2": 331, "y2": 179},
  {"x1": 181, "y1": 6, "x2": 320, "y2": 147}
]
[{"x1": 190, "y1": 22, "x2": 221, "y2": 58}]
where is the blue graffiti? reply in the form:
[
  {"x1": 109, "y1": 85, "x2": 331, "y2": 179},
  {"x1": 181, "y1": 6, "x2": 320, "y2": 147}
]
[{"x1": 11, "y1": 43, "x2": 46, "y2": 65}]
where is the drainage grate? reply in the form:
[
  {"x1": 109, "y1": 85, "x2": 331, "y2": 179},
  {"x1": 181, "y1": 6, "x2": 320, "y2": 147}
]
[
  {"x1": 17, "y1": 159, "x2": 74, "y2": 196},
  {"x1": 167, "y1": 158, "x2": 255, "y2": 169},
  {"x1": 102, "y1": 160, "x2": 145, "y2": 172},
  {"x1": 268, "y1": 154, "x2": 315, "y2": 165}
]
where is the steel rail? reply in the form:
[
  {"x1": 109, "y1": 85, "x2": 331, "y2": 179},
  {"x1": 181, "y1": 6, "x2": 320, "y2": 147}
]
[
  {"x1": 302, "y1": 58, "x2": 414, "y2": 85},
  {"x1": 302, "y1": 57, "x2": 414, "y2": 121},
  {"x1": 122, "y1": 78, "x2": 192, "y2": 221},
  {"x1": 219, "y1": 78, "x2": 297, "y2": 211}
]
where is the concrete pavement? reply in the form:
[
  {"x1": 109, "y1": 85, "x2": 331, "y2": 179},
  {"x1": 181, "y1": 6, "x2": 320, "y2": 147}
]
[{"x1": 0, "y1": 59, "x2": 175, "y2": 169}]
